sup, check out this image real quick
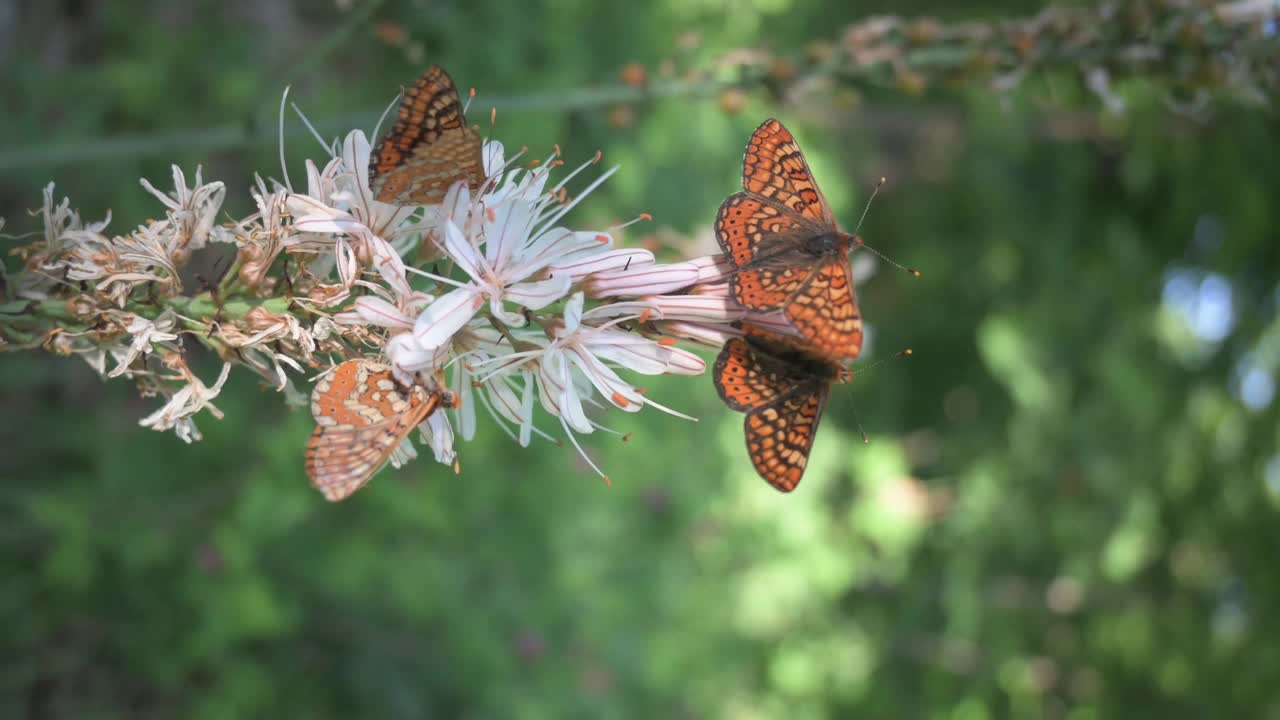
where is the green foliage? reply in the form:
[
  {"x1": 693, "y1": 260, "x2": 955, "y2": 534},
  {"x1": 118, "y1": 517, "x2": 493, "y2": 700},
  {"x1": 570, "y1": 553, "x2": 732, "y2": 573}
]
[{"x1": 2, "y1": 0, "x2": 1279, "y2": 717}]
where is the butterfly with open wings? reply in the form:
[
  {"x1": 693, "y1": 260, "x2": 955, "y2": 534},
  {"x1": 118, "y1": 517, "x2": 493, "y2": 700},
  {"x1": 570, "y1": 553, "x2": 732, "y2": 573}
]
[
  {"x1": 714, "y1": 118, "x2": 866, "y2": 362},
  {"x1": 712, "y1": 118, "x2": 875, "y2": 491}
]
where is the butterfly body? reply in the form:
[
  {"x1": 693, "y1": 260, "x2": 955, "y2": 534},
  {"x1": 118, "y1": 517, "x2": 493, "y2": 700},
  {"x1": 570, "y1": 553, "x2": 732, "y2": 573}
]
[
  {"x1": 715, "y1": 118, "x2": 864, "y2": 361},
  {"x1": 369, "y1": 65, "x2": 484, "y2": 206},
  {"x1": 714, "y1": 328, "x2": 851, "y2": 492},
  {"x1": 801, "y1": 230, "x2": 849, "y2": 257},
  {"x1": 305, "y1": 359, "x2": 455, "y2": 501}
]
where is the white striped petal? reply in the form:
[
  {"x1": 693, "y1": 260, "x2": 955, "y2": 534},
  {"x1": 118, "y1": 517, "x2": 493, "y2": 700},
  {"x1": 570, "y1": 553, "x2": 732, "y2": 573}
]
[
  {"x1": 584, "y1": 262, "x2": 700, "y2": 298},
  {"x1": 413, "y1": 286, "x2": 483, "y2": 349},
  {"x1": 442, "y1": 220, "x2": 487, "y2": 282},
  {"x1": 546, "y1": 248, "x2": 653, "y2": 283},
  {"x1": 352, "y1": 296, "x2": 413, "y2": 329},
  {"x1": 505, "y1": 275, "x2": 572, "y2": 311}
]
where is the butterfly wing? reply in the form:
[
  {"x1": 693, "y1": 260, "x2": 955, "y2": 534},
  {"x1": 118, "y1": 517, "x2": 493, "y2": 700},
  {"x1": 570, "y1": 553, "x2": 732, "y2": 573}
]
[
  {"x1": 304, "y1": 398, "x2": 438, "y2": 501},
  {"x1": 370, "y1": 65, "x2": 484, "y2": 205},
  {"x1": 784, "y1": 256, "x2": 864, "y2": 360},
  {"x1": 715, "y1": 192, "x2": 819, "y2": 269},
  {"x1": 714, "y1": 336, "x2": 798, "y2": 411},
  {"x1": 745, "y1": 382, "x2": 829, "y2": 492},
  {"x1": 305, "y1": 360, "x2": 443, "y2": 501},
  {"x1": 715, "y1": 119, "x2": 850, "y2": 317},
  {"x1": 741, "y1": 118, "x2": 835, "y2": 226},
  {"x1": 714, "y1": 334, "x2": 839, "y2": 492}
]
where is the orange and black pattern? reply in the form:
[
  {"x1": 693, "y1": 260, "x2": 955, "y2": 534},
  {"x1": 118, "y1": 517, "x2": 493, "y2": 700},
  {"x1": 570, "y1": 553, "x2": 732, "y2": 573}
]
[
  {"x1": 741, "y1": 118, "x2": 834, "y2": 225},
  {"x1": 369, "y1": 65, "x2": 484, "y2": 205},
  {"x1": 712, "y1": 327, "x2": 851, "y2": 492},
  {"x1": 305, "y1": 360, "x2": 453, "y2": 501},
  {"x1": 714, "y1": 118, "x2": 864, "y2": 361}
]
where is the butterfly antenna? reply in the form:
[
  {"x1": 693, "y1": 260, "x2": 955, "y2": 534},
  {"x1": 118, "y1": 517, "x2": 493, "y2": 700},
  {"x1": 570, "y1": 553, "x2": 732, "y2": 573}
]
[
  {"x1": 842, "y1": 348, "x2": 912, "y2": 444},
  {"x1": 838, "y1": 347, "x2": 913, "y2": 391},
  {"x1": 851, "y1": 176, "x2": 885, "y2": 238},
  {"x1": 854, "y1": 347, "x2": 913, "y2": 377},
  {"x1": 851, "y1": 408, "x2": 871, "y2": 445},
  {"x1": 849, "y1": 177, "x2": 922, "y2": 278},
  {"x1": 858, "y1": 242, "x2": 922, "y2": 278}
]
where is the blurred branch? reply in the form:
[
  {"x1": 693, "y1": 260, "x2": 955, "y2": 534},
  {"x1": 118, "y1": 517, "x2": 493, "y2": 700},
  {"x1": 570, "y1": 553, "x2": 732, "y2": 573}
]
[
  {"x1": 0, "y1": 0, "x2": 1274, "y2": 172},
  {"x1": 0, "y1": 76, "x2": 759, "y2": 173}
]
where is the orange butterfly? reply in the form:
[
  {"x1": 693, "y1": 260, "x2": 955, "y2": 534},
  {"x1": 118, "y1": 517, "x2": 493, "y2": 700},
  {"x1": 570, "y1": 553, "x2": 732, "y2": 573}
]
[
  {"x1": 369, "y1": 65, "x2": 485, "y2": 205},
  {"x1": 715, "y1": 118, "x2": 863, "y2": 360},
  {"x1": 713, "y1": 326, "x2": 850, "y2": 492},
  {"x1": 305, "y1": 359, "x2": 456, "y2": 501}
]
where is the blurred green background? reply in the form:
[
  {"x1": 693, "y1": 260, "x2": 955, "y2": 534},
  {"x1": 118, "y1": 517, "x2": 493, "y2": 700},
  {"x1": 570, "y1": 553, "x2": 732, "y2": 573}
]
[{"x1": 3, "y1": 0, "x2": 1279, "y2": 718}]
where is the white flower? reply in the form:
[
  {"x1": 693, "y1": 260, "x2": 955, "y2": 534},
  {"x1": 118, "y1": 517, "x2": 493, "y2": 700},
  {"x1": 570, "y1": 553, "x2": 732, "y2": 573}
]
[
  {"x1": 583, "y1": 294, "x2": 744, "y2": 324},
  {"x1": 411, "y1": 194, "x2": 610, "y2": 350},
  {"x1": 288, "y1": 189, "x2": 421, "y2": 308},
  {"x1": 545, "y1": 248, "x2": 653, "y2": 283},
  {"x1": 418, "y1": 410, "x2": 457, "y2": 466},
  {"x1": 658, "y1": 320, "x2": 742, "y2": 347},
  {"x1": 138, "y1": 362, "x2": 232, "y2": 443},
  {"x1": 107, "y1": 310, "x2": 179, "y2": 378},
  {"x1": 582, "y1": 260, "x2": 700, "y2": 298},
  {"x1": 333, "y1": 130, "x2": 421, "y2": 242},
  {"x1": 688, "y1": 253, "x2": 734, "y2": 284},
  {"x1": 497, "y1": 293, "x2": 699, "y2": 481},
  {"x1": 19, "y1": 184, "x2": 112, "y2": 299},
  {"x1": 138, "y1": 165, "x2": 226, "y2": 264}
]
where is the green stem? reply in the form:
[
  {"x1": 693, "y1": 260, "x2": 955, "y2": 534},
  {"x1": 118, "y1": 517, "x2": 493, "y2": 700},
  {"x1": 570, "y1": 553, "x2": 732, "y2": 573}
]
[{"x1": 0, "y1": 289, "x2": 298, "y2": 346}]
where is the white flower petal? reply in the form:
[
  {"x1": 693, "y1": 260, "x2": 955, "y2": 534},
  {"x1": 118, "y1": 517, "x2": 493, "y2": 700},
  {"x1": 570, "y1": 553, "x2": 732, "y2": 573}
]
[
  {"x1": 506, "y1": 275, "x2": 572, "y2": 311},
  {"x1": 659, "y1": 345, "x2": 706, "y2": 375},
  {"x1": 644, "y1": 294, "x2": 744, "y2": 322},
  {"x1": 659, "y1": 320, "x2": 741, "y2": 347},
  {"x1": 568, "y1": 348, "x2": 643, "y2": 412},
  {"x1": 366, "y1": 235, "x2": 413, "y2": 298},
  {"x1": 452, "y1": 363, "x2": 477, "y2": 442},
  {"x1": 483, "y1": 140, "x2": 506, "y2": 177},
  {"x1": 518, "y1": 372, "x2": 535, "y2": 447},
  {"x1": 442, "y1": 220, "x2": 487, "y2": 283},
  {"x1": 484, "y1": 194, "x2": 533, "y2": 271},
  {"x1": 353, "y1": 296, "x2": 414, "y2": 329},
  {"x1": 589, "y1": 338, "x2": 672, "y2": 375},
  {"x1": 413, "y1": 286, "x2": 483, "y2": 349},
  {"x1": 546, "y1": 248, "x2": 653, "y2": 283},
  {"x1": 421, "y1": 410, "x2": 456, "y2": 464},
  {"x1": 560, "y1": 292, "x2": 584, "y2": 335},
  {"x1": 342, "y1": 130, "x2": 374, "y2": 199},
  {"x1": 550, "y1": 354, "x2": 592, "y2": 434},
  {"x1": 584, "y1": 261, "x2": 700, "y2": 298},
  {"x1": 385, "y1": 333, "x2": 437, "y2": 371},
  {"x1": 519, "y1": 228, "x2": 608, "y2": 276},
  {"x1": 688, "y1": 253, "x2": 734, "y2": 284}
]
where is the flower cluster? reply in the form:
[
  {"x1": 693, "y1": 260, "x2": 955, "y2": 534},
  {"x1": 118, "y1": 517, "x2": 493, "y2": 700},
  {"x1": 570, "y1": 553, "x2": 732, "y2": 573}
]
[
  {"x1": 0, "y1": 102, "x2": 752, "y2": 482},
  {"x1": 282, "y1": 130, "x2": 743, "y2": 479}
]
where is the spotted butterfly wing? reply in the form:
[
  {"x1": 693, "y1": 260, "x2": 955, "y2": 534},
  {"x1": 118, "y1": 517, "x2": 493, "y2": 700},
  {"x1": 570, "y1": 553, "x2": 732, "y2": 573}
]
[
  {"x1": 714, "y1": 119, "x2": 864, "y2": 360},
  {"x1": 712, "y1": 328, "x2": 850, "y2": 492},
  {"x1": 369, "y1": 65, "x2": 484, "y2": 206},
  {"x1": 741, "y1": 117, "x2": 835, "y2": 225},
  {"x1": 305, "y1": 359, "x2": 449, "y2": 501}
]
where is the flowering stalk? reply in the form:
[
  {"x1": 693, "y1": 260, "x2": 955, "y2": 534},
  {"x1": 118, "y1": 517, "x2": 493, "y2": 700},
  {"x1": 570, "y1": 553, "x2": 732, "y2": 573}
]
[{"x1": 0, "y1": 105, "x2": 749, "y2": 482}]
